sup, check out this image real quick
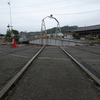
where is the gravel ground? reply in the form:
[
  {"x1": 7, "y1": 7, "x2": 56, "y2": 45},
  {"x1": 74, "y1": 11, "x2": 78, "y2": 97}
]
[
  {"x1": 63, "y1": 46, "x2": 100, "y2": 79},
  {"x1": 8, "y1": 46, "x2": 100, "y2": 100},
  {"x1": 0, "y1": 45, "x2": 42, "y2": 89}
]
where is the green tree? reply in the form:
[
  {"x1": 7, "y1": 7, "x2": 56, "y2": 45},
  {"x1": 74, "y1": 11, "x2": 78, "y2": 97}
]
[
  {"x1": 6, "y1": 29, "x2": 12, "y2": 37},
  {"x1": 6, "y1": 29, "x2": 19, "y2": 42},
  {"x1": 72, "y1": 33, "x2": 76, "y2": 38},
  {"x1": 12, "y1": 30, "x2": 19, "y2": 36},
  {"x1": 5, "y1": 29, "x2": 12, "y2": 42},
  {"x1": 12, "y1": 30, "x2": 19, "y2": 42}
]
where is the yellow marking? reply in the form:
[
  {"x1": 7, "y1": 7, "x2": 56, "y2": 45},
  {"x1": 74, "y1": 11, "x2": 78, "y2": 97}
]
[
  {"x1": 83, "y1": 59, "x2": 100, "y2": 62},
  {"x1": 10, "y1": 54, "x2": 31, "y2": 58},
  {"x1": 39, "y1": 57, "x2": 69, "y2": 61}
]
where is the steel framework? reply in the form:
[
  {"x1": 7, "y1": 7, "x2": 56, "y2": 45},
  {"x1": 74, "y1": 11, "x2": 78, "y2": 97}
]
[{"x1": 41, "y1": 15, "x2": 61, "y2": 45}]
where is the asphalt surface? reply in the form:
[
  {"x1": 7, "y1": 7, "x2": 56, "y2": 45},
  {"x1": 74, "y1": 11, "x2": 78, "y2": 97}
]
[
  {"x1": 74, "y1": 45, "x2": 100, "y2": 54},
  {"x1": 8, "y1": 46, "x2": 100, "y2": 100},
  {"x1": 0, "y1": 45, "x2": 42, "y2": 89},
  {"x1": 63, "y1": 46, "x2": 100, "y2": 79}
]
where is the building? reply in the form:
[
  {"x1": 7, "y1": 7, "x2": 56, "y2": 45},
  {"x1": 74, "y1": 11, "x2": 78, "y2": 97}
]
[
  {"x1": 0, "y1": 34, "x2": 5, "y2": 39},
  {"x1": 63, "y1": 31, "x2": 73, "y2": 39},
  {"x1": 72, "y1": 25, "x2": 100, "y2": 39}
]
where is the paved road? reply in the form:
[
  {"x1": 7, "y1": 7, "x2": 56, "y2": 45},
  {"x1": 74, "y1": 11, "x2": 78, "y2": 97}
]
[
  {"x1": 74, "y1": 45, "x2": 100, "y2": 54},
  {"x1": 8, "y1": 46, "x2": 100, "y2": 100}
]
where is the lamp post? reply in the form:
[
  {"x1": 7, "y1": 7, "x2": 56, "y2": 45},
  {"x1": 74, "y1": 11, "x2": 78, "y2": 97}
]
[
  {"x1": 8, "y1": 1, "x2": 16, "y2": 47},
  {"x1": 8, "y1": 1, "x2": 14, "y2": 37},
  {"x1": 8, "y1": 1, "x2": 13, "y2": 30}
]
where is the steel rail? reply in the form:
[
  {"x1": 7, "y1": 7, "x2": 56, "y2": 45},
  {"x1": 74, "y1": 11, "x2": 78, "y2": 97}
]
[
  {"x1": 0, "y1": 45, "x2": 45, "y2": 99},
  {"x1": 59, "y1": 46, "x2": 100, "y2": 86}
]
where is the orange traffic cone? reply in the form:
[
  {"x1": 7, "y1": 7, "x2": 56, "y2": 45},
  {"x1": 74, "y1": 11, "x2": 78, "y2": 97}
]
[{"x1": 11, "y1": 37, "x2": 16, "y2": 47}]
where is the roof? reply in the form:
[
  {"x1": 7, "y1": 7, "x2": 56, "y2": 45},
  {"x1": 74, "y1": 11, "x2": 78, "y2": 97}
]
[{"x1": 72, "y1": 24, "x2": 100, "y2": 32}]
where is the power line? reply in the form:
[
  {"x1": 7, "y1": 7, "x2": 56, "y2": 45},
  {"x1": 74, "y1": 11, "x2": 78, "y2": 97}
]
[
  {"x1": 54, "y1": 9, "x2": 100, "y2": 16},
  {"x1": 0, "y1": 0, "x2": 66, "y2": 9},
  {"x1": 1, "y1": 8, "x2": 100, "y2": 16},
  {"x1": 59, "y1": 0, "x2": 100, "y2": 8},
  {"x1": 0, "y1": 0, "x2": 100, "y2": 16},
  {"x1": 0, "y1": 0, "x2": 100, "y2": 10}
]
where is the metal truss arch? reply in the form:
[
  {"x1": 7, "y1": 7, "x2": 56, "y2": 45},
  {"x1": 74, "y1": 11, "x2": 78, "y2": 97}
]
[
  {"x1": 41, "y1": 15, "x2": 61, "y2": 45},
  {"x1": 41, "y1": 15, "x2": 61, "y2": 35}
]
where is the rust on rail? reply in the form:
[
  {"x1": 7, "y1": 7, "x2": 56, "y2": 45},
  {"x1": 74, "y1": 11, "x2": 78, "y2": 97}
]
[
  {"x1": 60, "y1": 46, "x2": 100, "y2": 86},
  {"x1": 0, "y1": 45, "x2": 45, "y2": 99}
]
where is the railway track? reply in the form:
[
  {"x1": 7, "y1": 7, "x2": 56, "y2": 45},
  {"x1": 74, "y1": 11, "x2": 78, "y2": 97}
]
[
  {"x1": 0, "y1": 45, "x2": 42, "y2": 92},
  {"x1": 63, "y1": 46, "x2": 100, "y2": 79},
  {"x1": 60, "y1": 46, "x2": 100, "y2": 85},
  {"x1": 0, "y1": 45, "x2": 100, "y2": 100}
]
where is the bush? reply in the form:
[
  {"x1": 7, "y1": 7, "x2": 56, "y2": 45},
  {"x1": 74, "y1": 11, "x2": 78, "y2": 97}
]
[
  {"x1": 98, "y1": 34, "x2": 100, "y2": 39},
  {"x1": 89, "y1": 38, "x2": 95, "y2": 40},
  {"x1": 72, "y1": 33, "x2": 76, "y2": 38},
  {"x1": 72, "y1": 32, "x2": 80, "y2": 39}
]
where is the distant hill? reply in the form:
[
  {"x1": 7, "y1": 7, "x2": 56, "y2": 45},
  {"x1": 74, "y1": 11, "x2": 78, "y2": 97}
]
[
  {"x1": 27, "y1": 25, "x2": 78, "y2": 35},
  {"x1": 61, "y1": 25, "x2": 78, "y2": 32}
]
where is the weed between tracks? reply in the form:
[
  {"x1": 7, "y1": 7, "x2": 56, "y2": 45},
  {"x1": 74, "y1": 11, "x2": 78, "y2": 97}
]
[
  {"x1": 1, "y1": 89, "x2": 13, "y2": 100},
  {"x1": 0, "y1": 72, "x2": 17, "y2": 91}
]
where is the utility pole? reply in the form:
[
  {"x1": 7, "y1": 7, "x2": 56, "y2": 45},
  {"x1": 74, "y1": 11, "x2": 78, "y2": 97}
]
[{"x1": 8, "y1": 1, "x2": 13, "y2": 36}]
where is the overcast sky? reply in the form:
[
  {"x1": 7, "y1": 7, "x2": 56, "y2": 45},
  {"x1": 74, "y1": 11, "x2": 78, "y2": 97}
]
[{"x1": 0, "y1": 0, "x2": 100, "y2": 34}]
